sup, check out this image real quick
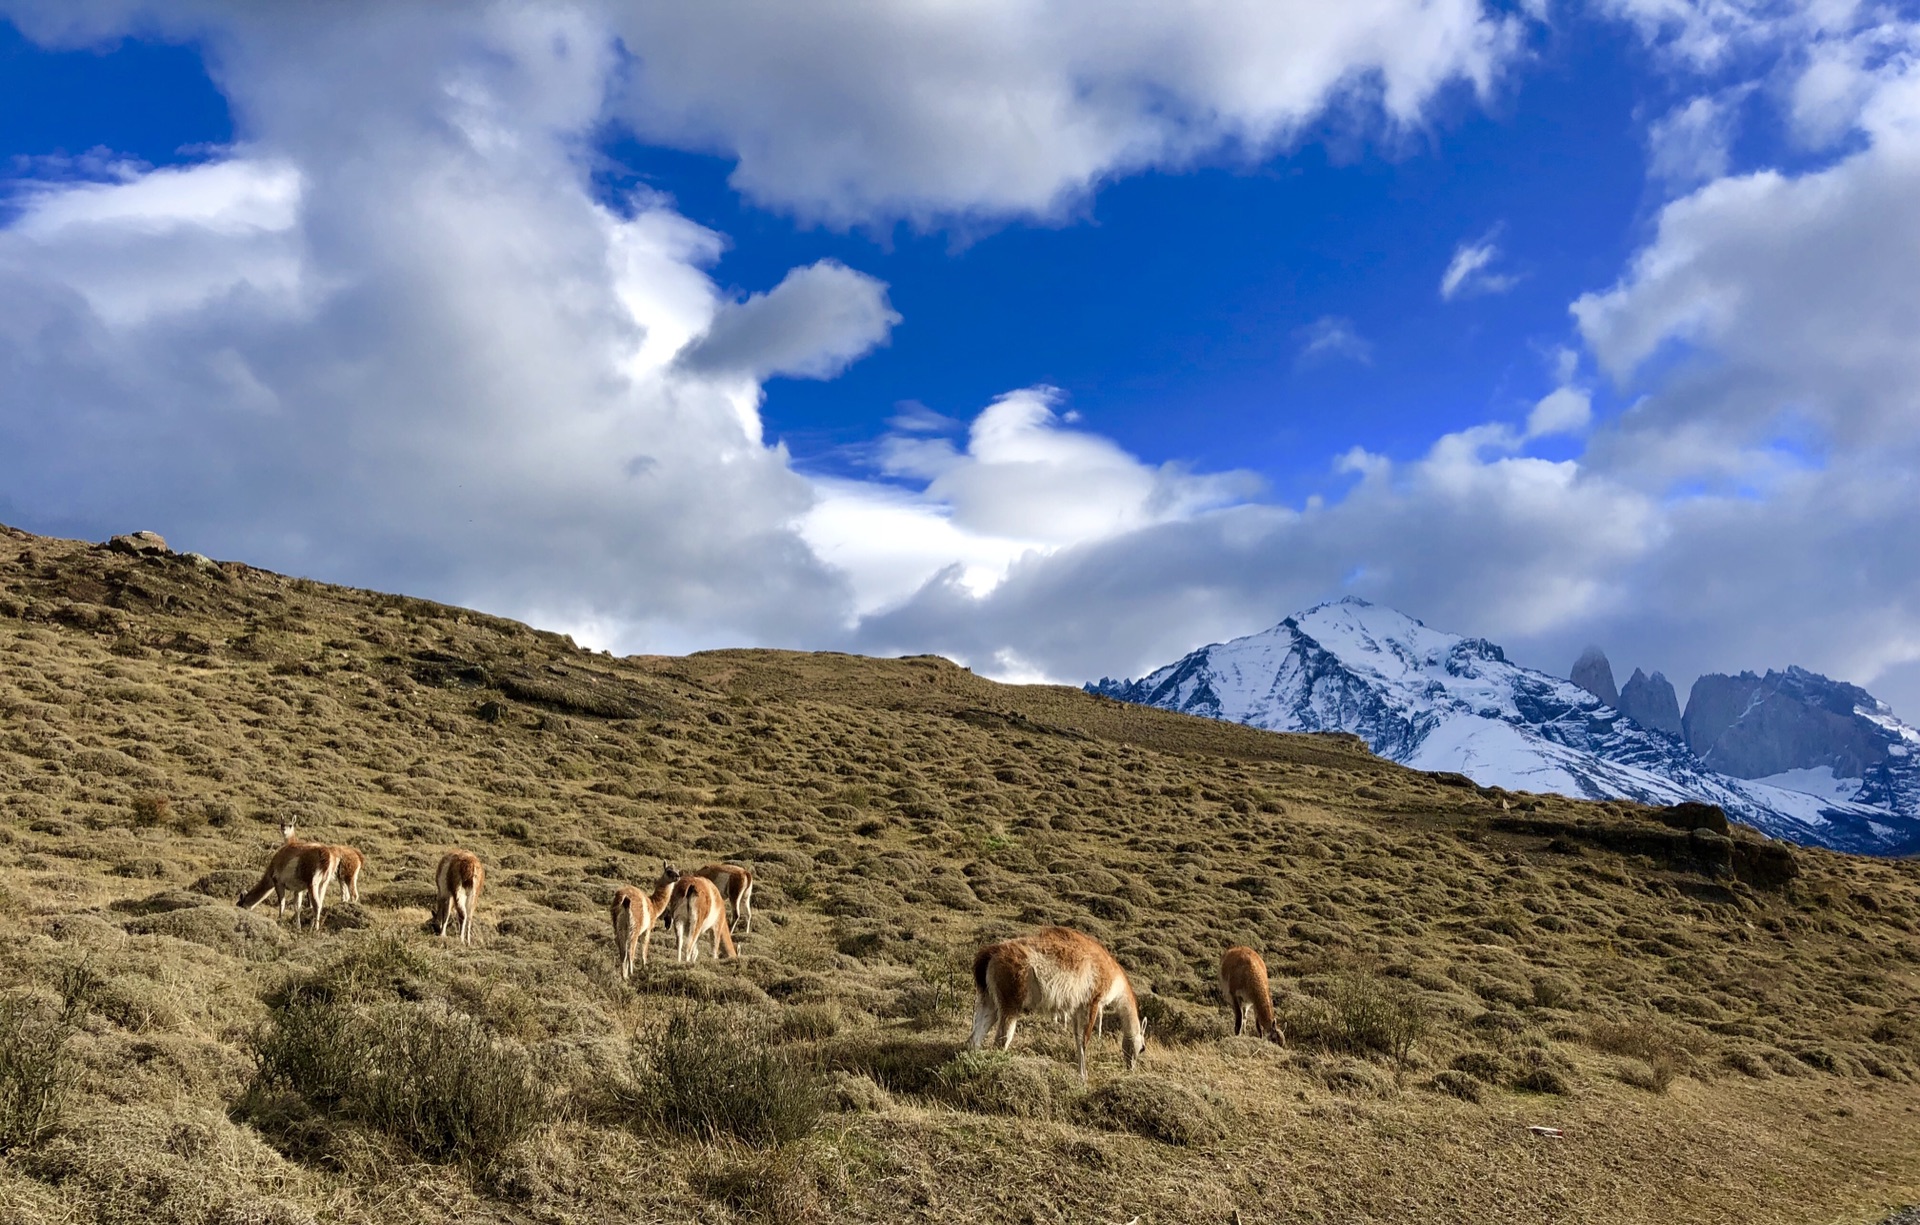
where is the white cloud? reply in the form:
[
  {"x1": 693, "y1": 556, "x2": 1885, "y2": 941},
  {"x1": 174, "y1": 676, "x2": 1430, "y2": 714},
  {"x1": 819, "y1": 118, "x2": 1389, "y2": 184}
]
[
  {"x1": 601, "y1": 0, "x2": 1525, "y2": 225},
  {"x1": 1294, "y1": 315, "x2": 1373, "y2": 366},
  {"x1": 1439, "y1": 234, "x2": 1517, "y2": 300},
  {"x1": 1525, "y1": 386, "x2": 1592, "y2": 439},
  {"x1": 1646, "y1": 92, "x2": 1744, "y2": 188},
  {"x1": 806, "y1": 387, "x2": 1266, "y2": 619},
  {"x1": 0, "y1": 2, "x2": 868, "y2": 649},
  {"x1": 679, "y1": 258, "x2": 899, "y2": 382}
]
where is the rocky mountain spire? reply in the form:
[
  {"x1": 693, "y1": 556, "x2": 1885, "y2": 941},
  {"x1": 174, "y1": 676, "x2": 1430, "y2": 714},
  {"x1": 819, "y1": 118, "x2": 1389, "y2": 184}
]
[
  {"x1": 1571, "y1": 645, "x2": 1619, "y2": 707},
  {"x1": 1619, "y1": 668, "x2": 1683, "y2": 737}
]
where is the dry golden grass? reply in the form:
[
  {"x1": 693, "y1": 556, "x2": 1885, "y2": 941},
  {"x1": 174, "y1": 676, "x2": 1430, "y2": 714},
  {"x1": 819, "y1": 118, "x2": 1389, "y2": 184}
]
[{"x1": 1, "y1": 521, "x2": 1919, "y2": 1223}]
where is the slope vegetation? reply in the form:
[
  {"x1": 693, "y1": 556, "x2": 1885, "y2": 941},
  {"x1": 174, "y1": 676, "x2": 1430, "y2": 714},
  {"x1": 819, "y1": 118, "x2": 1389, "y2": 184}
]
[{"x1": 1, "y1": 524, "x2": 1918, "y2": 1224}]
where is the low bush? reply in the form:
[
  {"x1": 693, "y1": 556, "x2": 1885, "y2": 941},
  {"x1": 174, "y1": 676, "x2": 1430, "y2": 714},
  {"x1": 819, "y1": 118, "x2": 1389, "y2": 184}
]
[
  {"x1": 0, "y1": 965, "x2": 94, "y2": 1153},
  {"x1": 630, "y1": 1009, "x2": 825, "y2": 1148},
  {"x1": 1285, "y1": 971, "x2": 1429, "y2": 1065},
  {"x1": 250, "y1": 998, "x2": 549, "y2": 1164},
  {"x1": 1586, "y1": 1016, "x2": 1707, "y2": 1091}
]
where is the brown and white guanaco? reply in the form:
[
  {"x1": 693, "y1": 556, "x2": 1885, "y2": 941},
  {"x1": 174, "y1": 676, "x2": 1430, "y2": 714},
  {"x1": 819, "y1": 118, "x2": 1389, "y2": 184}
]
[
  {"x1": 611, "y1": 864, "x2": 682, "y2": 977},
  {"x1": 971, "y1": 926, "x2": 1145, "y2": 1081},
  {"x1": 692, "y1": 863, "x2": 754, "y2": 935},
  {"x1": 237, "y1": 822, "x2": 340, "y2": 932},
  {"x1": 667, "y1": 873, "x2": 737, "y2": 963},
  {"x1": 1220, "y1": 945, "x2": 1284, "y2": 1045},
  {"x1": 435, "y1": 850, "x2": 485, "y2": 945}
]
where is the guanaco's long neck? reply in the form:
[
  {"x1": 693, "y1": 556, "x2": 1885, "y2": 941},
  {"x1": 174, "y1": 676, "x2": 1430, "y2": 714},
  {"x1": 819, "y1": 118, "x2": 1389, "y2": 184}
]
[
  {"x1": 1111, "y1": 977, "x2": 1143, "y2": 1043},
  {"x1": 648, "y1": 878, "x2": 678, "y2": 918}
]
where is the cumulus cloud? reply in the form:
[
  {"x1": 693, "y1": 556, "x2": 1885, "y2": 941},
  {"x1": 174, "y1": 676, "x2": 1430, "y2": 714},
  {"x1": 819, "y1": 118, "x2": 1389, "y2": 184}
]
[
  {"x1": 678, "y1": 258, "x2": 899, "y2": 382},
  {"x1": 0, "y1": 2, "x2": 865, "y2": 650},
  {"x1": 806, "y1": 387, "x2": 1263, "y2": 616},
  {"x1": 1439, "y1": 233, "x2": 1517, "y2": 300},
  {"x1": 1294, "y1": 315, "x2": 1373, "y2": 367},
  {"x1": 603, "y1": 0, "x2": 1525, "y2": 225}
]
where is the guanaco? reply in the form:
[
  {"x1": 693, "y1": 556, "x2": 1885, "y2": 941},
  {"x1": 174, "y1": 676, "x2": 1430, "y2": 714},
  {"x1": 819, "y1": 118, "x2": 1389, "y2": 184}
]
[
  {"x1": 611, "y1": 865, "x2": 682, "y2": 977},
  {"x1": 435, "y1": 850, "x2": 485, "y2": 945},
  {"x1": 667, "y1": 874, "x2": 737, "y2": 963},
  {"x1": 326, "y1": 844, "x2": 365, "y2": 904},
  {"x1": 1220, "y1": 946, "x2": 1284, "y2": 1044},
  {"x1": 237, "y1": 822, "x2": 340, "y2": 932},
  {"x1": 971, "y1": 926, "x2": 1146, "y2": 1081},
  {"x1": 692, "y1": 863, "x2": 754, "y2": 935}
]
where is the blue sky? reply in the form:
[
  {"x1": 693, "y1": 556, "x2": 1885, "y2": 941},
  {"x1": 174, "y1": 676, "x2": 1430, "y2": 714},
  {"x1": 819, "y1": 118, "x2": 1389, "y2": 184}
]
[{"x1": 2, "y1": 1, "x2": 1919, "y2": 717}]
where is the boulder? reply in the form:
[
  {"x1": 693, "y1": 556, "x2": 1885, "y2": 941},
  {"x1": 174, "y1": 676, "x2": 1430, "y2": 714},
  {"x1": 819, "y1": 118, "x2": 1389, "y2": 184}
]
[{"x1": 107, "y1": 530, "x2": 169, "y2": 556}]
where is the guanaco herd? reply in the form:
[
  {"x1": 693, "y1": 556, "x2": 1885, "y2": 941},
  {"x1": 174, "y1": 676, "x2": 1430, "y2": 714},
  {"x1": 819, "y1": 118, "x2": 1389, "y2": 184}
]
[{"x1": 237, "y1": 824, "x2": 1282, "y2": 1081}]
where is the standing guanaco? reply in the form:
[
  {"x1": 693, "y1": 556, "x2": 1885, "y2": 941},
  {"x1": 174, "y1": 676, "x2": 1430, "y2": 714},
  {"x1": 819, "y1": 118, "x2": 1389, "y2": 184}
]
[
  {"x1": 611, "y1": 864, "x2": 682, "y2": 977},
  {"x1": 237, "y1": 822, "x2": 340, "y2": 932},
  {"x1": 971, "y1": 926, "x2": 1146, "y2": 1081},
  {"x1": 667, "y1": 873, "x2": 737, "y2": 963},
  {"x1": 1220, "y1": 946, "x2": 1284, "y2": 1044},
  {"x1": 435, "y1": 850, "x2": 485, "y2": 945},
  {"x1": 691, "y1": 863, "x2": 754, "y2": 935}
]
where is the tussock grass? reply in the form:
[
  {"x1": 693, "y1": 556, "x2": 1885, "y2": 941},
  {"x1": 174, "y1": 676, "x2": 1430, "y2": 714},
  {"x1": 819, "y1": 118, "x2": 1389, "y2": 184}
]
[{"x1": 628, "y1": 1009, "x2": 826, "y2": 1147}]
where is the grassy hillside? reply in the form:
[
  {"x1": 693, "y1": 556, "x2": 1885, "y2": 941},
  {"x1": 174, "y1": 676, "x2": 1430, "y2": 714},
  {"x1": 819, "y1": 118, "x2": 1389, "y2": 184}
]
[{"x1": 1, "y1": 521, "x2": 1918, "y2": 1224}]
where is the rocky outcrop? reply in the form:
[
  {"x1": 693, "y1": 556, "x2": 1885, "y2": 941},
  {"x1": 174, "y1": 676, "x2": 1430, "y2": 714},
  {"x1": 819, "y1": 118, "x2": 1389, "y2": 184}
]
[
  {"x1": 1570, "y1": 645, "x2": 1619, "y2": 708},
  {"x1": 107, "y1": 530, "x2": 169, "y2": 556},
  {"x1": 1684, "y1": 668, "x2": 1888, "y2": 780},
  {"x1": 1619, "y1": 668, "x2": 1683, "y2": 737}
]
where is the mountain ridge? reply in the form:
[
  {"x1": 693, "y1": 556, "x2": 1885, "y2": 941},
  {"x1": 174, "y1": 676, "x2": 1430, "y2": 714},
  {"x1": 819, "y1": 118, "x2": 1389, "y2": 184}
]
[{"x1": 1091, "y1": 598, "x2": 1920, "y2": 856}]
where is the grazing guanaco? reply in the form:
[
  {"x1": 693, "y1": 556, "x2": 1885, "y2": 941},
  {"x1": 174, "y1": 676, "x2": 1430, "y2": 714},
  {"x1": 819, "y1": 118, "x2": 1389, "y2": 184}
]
[
  {"x1": 326, "y1": 844, "x2": 364, "y2": 904},
  {"x1": 667, "y1": 873, "x2": 737, "y2": 963},
  {"x1": 1220, "y1": 946, "x2": 1284, "y2": 1045},
  {"x1": 237, "y1": 822, "x2": 340, "y2": 932},
  {"x1": 971, "y1": 926, "x2": 1146, "y2": 1081},
  {"x1": 435, "y1": 850, "x2": 485, "y2": 945},
  {"x1": 611, "y1": 865, "x2": 682, "y2": 978},
  {"x1": 692, "y1": 862, "x2": 754, "y2": 935}
]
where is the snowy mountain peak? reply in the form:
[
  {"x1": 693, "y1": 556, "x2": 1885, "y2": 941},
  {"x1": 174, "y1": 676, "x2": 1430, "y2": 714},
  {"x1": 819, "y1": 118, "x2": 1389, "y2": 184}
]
[{"x1": 1092, "y1": 604, "x2": 1920, "y2": 856}]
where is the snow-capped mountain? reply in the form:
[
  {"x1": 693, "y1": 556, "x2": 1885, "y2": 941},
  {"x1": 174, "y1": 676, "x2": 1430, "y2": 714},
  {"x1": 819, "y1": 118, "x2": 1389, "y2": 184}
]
[
  {"x1": 1088, "y1": 598, "x2": 1920, "y2": 856},
  {"x1": 1686, "y1": 666, "x2": 1920, "y2": 830}
]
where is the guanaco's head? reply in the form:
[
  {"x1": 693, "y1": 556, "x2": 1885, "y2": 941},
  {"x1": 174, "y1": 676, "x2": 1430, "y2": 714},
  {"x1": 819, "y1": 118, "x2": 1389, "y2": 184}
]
[
  {"x1": 1125, "y1": 1025, "x2": 1147, "y2": 1068},
  {"x1": 280, "y1": 821, "x2": 297, "y2": 844}
]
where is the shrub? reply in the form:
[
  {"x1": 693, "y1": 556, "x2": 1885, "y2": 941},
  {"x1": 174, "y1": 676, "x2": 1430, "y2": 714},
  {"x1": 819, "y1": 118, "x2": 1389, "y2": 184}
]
[
  {"x1": 776, "y1": 1004, "x2": 843, "y2": 1043},
  {"x1": 1286, "y1": 971, "x2": 1429, "y2": 1065},
  {"x1": 128, "y1": 792, "x2": 171, "y2": 829},
  {"x1": 250, "y1": 999, "x2": 549, "y2": 1164},
  {"x1": 1509, "y1": 1047, "x2": 1574, "y2": 1095},
  {"x1": 1586, "y1": 1016, "x2": 1707, "y2": 1089},
  {"x1": 1617, "y1": 1057, "x2": 1676, "y2": 1093},
  {"x1": 0, "y1": 966, "x2": 94, "y2": 1153},
  {"x1": 631, "y1": 1009, "x2": 825, "y2": 1148},
  {"x1": 1450, "y1": 1050, "x2": 1509, "y2": 1083}
]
